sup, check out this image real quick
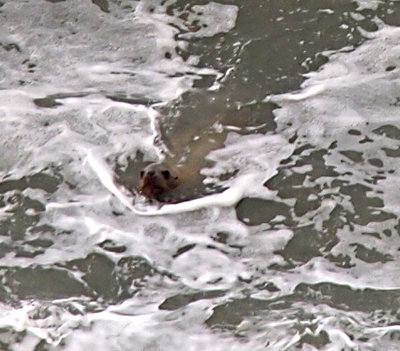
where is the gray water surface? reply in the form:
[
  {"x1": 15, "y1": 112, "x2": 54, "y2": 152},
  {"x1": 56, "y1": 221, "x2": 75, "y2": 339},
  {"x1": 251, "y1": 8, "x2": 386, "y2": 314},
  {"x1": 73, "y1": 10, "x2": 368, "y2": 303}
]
[{"x1": 1, "y1": 0, "x2": 400, "y2": 350}]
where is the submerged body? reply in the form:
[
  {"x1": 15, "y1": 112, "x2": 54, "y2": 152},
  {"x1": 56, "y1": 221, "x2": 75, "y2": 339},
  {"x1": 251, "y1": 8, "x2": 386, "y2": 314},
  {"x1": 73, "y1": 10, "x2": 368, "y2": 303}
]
[{"x1": 135, "y1": 102, "x2": 277, "y2": 203}]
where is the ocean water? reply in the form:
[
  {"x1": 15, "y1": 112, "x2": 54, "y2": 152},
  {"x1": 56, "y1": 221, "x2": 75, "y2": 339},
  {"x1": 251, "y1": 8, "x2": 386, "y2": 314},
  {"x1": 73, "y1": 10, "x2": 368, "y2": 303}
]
[{"x1": 1, "y1": 0, "x2": 400, "y2": 350}]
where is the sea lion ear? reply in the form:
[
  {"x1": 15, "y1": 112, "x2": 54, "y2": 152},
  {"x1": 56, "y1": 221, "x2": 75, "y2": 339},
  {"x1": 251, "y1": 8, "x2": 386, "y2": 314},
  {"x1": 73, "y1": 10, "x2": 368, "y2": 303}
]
[
  {"x1": 161, "y1": 170, "x2": 170, "y2": 180},
  {"x1": 140, "y1": 170, "x2": 145, "y2": 178}
]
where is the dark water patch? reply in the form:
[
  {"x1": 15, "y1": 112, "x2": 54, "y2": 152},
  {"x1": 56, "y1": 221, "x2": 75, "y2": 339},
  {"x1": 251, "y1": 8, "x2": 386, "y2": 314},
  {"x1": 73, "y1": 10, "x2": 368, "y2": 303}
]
[
  {"x1": 211, "y1": 231, "x2": 229, "y2": 244},
  {"x1": 255, "y1": 281, "x2": 280, "y2": 292},
  {"x1": 293, "y1": 190, "x2": 322, "y2": 217},
  {"x1": 116, "y1": 256, "x2": 157, "y2": 300},
  {"x1": 340, "y1": 184, "x2": 395, "y2": 225},
  {"x1": 14, "y1": 245, "x2": 45, "y2": 258},
  {"x1": 192, "y1": 74, "x2": 216, "y2": 89},
  {"x1": 236, "y1": 198, "x2": 292, "y2": 227},
  {"x1": 92, "y1": 0, "x2": 109, "y2": 13},
  {"x1": 281, "y1": 225, "x2": 338, "y2": 263},
  {"x1": 371, "y1": 2, "x2": 400, "y2": 27},
  {"x1": 0, "y1": 42, "x2": 20, "y2": 52},
  {"x1": 159, "y1": 290, "x2": 226, "y2": 310},
  {"x1": 159, "y1": 96, "x2": 278, "y2": 154},
  {"x1": 301, "y1": 149, "x2": 340, "y2": 181},
  {"x1": 0, "y1": 169, "x2": 62, "y2": 194},
  {"x1": 391, "y1": 97, "x2": 400, "y2": 107},
  {"x1": 206, "y1": 283, "x2": 400, "y2": 329},
  {"x1": 5, "y1": 236, "x2": 55, "y2": 259},
  {"x1": 0, "y1": 224, "x2": 55, "y2": 258},
  {"x1": 367, "y1": 174, "x2": 387, "y2": 185},
  {"x1": 348, "y1": 129, "x2": 362, "y2": 136},
  {"x1": 297, "y1": 330, "x2": 330, "y2": 349},
  {"x1": 293, "y1": 143, "x2": 315, "y2": 154},
  {"x1": 394, "y1": 221, "x2": 400, "y2": 237},
  {"x1": 66, "y1": 253, "x2": 118, "y2": 300},
  {"x1": 265, "y1": 148, "x2": 339, "y2": 201},
  {"x1": 3, "y1": 266, "x2": 92, "y2": 300},
  {"x1": 33, "y1": 98, "x2": 62, "y2": 108},
  {"x1": 368, "y1": 158, "x2": 384, "y2": 167},
  {"x1": 0, "y1": 327, "x2": 29, "y2": 351},
  {"x1": 340, "y1": 150, "x2": 364, "y2": 163},
  {"x1": 351, "y1": 243, "x2": 394, "y2": 264},
  {"x1": 170, "y1": 0, "x2": 382, "y2": 102},
  {"x1": 26, "y1": 237, "x2": 54, "y2": 248},
  {"x1": 382, "y1": 146, "x2": 400, "y2": 157},
  {"x1": 326, "y1": 252, "x2": 355, "y2": 268},
  {"x1": 34, "y1": 339, "x2": 53, "y2": 351},
  {"x1": 0, "y1": 281, "x2": 8, "y2": 302},
  {"x1": 294, "y1": 283, "x2": 400, "y2": 312},
  {"x1": 373, "y1": 125, "x2": 400, "y2": 140},
  {"x1": 276, "y1": 221, "x2": 339, "y2": 264},
  {"x1": 359, "y1": 135, "x2": 374, "y2": 144},
  {"x1": 98, "y1": 239, "x2": 127, "y2": 253},
  {"x1": 29, "y1": 172, "x2": 62, "y2": 193},
  {"x1": 206, "y1": 296, "x2": 260, "y2": 329},
  {"x1": 114, "y1": 151, "x2": 146, "y2": 196},
  {"x1": 61, "y1": 253, "x2": 166, "y2": 303},
  {"x1": 361, "y1": 231, "x2": 381, "y2": 239},
  {"x1": 172, "y1": 243, "x2": 196, "y2": 258},
  {"x1": 0, "y1": 241, "x2": 8, "y2": 259},
  {"x1": 383, "y1": 229, "x2": 392, "y2": 237},
  {"x1": 260, "y1": 144, "x2": 398, "y2": 265},
  {"x1": 0, "y1": 193, "x2": 45, "y2": 240},
  {"x1": 29, "y1": 224, "x2": 57, "y2": 237},
  {"x1": 33, "y1": 92, "x2": 162, "y2": 108},
  {"x1": 0, "y1": 179, "x2": 28, "y2": 194}
]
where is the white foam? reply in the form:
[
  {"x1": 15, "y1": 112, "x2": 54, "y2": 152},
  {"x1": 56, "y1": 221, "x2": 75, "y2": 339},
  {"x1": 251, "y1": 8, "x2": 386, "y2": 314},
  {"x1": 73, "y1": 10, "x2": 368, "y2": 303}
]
[
  {"x1": 172, "y1": 245, "x2": 245, "y2": 290},
  {"x1": 86, "y1": 131, "x2": 294, "y2": 216},
  {"x1": 85, "y1": 146, "x2": 255, "y2": 216},
  {"x1": 266, "y1": 84, "x2": 325, "y2": 102},
  {"x1": 3, "y1": 2, "x2": 400, "y2": 351},
  {"x1": 178, "y1": 2, "x2": 239, "y2": 39},
  {"x1": 263, "y1": 24, "x2": 400, "y2": 291},
  {"x1": 86, "y1": 150, "x2": 140, "y2": 214}
]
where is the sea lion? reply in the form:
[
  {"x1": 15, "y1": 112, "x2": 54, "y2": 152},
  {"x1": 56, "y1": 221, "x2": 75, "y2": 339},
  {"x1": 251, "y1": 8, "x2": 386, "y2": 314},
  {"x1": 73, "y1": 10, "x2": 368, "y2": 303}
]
[
  {"x1": 145, "y1": 100, "x2": 278, "y2": 203},
  {"x1": 139, "y1": 163, "x2": 178, "y2": 201},
  {"x1": 115, "y1": 98, "x2": 278, "y2": 204}
]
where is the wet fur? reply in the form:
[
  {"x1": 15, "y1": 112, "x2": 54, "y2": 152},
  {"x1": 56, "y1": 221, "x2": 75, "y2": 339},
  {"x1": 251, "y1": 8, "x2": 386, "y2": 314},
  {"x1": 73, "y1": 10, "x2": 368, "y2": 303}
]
[{"x1": 139, "y1": 163, "x2": 178, "y2": 201}]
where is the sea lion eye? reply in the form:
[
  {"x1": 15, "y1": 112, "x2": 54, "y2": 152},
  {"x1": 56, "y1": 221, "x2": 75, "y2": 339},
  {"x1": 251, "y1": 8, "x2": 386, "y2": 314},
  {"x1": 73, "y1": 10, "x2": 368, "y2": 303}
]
[
  {"x1": 161, "y1": 170, "x2": 170, "y2": 180},
  {"x1": 140, "y1": 170, "x2": 145, "y2": 178}
]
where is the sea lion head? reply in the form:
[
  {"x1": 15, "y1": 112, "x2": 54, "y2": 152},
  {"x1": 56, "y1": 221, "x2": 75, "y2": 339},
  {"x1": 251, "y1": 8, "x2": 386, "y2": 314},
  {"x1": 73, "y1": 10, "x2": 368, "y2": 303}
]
[{"x1": 139, "y1": 163, "x2": 178, "y2": 201}]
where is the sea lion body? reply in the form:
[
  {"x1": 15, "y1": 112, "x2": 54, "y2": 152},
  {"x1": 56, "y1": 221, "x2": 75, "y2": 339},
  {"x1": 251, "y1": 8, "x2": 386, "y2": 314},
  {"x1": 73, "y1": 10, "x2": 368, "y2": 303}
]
[
  {"x1": 116, "y1": 100, "x2": 277, "y2": 203},
  {"x1": 139, "y1": 163, "x2": 178, "y2": 201}
]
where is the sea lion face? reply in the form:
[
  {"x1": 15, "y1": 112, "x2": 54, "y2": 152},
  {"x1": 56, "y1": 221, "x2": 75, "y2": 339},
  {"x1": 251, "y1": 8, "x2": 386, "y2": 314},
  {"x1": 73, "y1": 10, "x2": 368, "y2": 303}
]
[{"x1": 139, "y1": 163, "x2": 178, "y2": 200}]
